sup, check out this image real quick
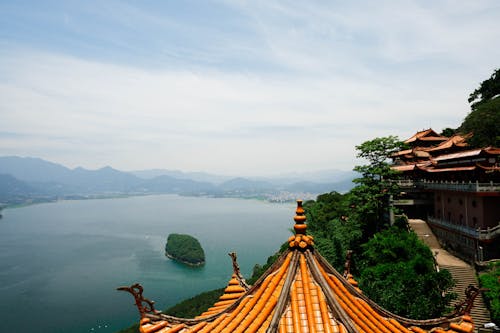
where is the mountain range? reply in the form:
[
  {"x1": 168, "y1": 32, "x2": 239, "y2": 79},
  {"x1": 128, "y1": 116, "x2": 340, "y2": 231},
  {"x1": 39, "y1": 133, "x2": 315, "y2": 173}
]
[{"x1": 0, "y1": 156, "x2": 356, "y2": 206}]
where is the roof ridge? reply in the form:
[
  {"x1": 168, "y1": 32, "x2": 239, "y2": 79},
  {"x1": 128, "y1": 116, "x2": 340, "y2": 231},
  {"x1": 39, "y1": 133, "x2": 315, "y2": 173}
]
[
  {"x1": 306, "y1": 250, "x2": 359, "y2": 333},
  {"x1": 266, "y1": 250, "x2": 300, "y2": 332},
  {"x1": 312, "y1": 251, "x2": 458, "y2": 327}
]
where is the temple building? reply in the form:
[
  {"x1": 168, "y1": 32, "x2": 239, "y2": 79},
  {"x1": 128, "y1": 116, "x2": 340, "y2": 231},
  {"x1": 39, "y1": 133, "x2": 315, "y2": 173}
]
[
  {"x1": 119, "y1": 201, "x2": 479, "y2": 333},
  {"x1": 391, "y1": 129, "x2": 500, "y2": 262}
]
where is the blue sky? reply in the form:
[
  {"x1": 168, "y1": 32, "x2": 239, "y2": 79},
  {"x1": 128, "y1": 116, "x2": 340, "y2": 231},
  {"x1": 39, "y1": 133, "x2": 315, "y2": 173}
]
[{"x1": 1, "y1": 1, "x2": 499, "y2": 176}]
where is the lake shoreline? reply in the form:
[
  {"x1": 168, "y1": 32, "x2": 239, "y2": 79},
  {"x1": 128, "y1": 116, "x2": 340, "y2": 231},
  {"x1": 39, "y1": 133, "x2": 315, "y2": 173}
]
[
  {"x1": 1, "y1": 192, "x2": 295, "y2": 211},
  {"x1": 165, "y1": 252, "x2": 205, "y2": 267}
]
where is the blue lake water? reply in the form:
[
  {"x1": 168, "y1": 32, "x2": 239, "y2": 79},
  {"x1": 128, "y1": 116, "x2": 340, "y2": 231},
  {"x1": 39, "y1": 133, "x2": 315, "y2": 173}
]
[{"x1": 0, "y1": 195, "x2": 294, "y2": 333}]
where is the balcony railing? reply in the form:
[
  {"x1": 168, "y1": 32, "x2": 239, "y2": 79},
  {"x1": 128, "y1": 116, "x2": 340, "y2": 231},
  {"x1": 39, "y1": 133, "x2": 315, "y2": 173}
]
[
  {"x1": 394, "y1": 179, "x2": 500, "y2": 192},
  {"x1": 395, "y1": 179, "x2": 415, "y2": 187},
  {"x1": 427, "y1": 217, "x2": 500, "y2": 240}
]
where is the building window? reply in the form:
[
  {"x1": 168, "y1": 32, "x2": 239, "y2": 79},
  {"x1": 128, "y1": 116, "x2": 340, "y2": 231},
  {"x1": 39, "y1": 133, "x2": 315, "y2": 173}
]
[
  {"x1": 472, "y1": 200, "x2": 477, "y2": 208},
  {"x1": 472, "y1": 217, "x2": 477, "y2": 227},
  {"x1": 448, "y1": 212, "x2": 451, "y2": 221},
  {"x1": 459, "y1": 214, "x2": 463, "y2": 224}
]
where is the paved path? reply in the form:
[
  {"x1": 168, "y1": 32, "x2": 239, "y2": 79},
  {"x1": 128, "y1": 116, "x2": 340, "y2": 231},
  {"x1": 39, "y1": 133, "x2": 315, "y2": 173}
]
[
  {"x1": 408, "y1": 219, "x2": 468, "y2": 267},
  {"x1": 408, "y1": 219, "x2": 492, "y2": 330}
]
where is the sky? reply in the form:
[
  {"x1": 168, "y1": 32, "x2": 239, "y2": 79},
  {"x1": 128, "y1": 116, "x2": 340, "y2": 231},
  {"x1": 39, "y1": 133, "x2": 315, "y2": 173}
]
[{"x1": 0, "y1": 1, "x2": 499, "y2": 176}]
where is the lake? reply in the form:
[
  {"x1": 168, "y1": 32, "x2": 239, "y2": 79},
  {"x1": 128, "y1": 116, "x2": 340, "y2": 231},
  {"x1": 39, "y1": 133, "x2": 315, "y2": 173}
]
[{"x1": 0, "y1": 195, "x2": 294, "y2": 333}]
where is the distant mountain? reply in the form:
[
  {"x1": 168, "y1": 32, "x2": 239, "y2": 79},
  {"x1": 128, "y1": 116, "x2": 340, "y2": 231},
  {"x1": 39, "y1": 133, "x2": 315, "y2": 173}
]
[
  {"x1": 131, "y1": 168, "x2": 357, "y2": 187},
  {"x1": 284, "y1": 179, "x2": 354, "y2": 194},
  {"x1": 260, "y1": 169, "x2": 358, "y2": 185},
  {"x1": 0, "y1": 156, "x2": 357, "y2": 205},
  {"x1": 137, "y1": 175, "x2": 216, "y2": 194},
  {"x1": 130, "y1": 169, "x2": 231, "y2": 184},
  {"x1": 216, "y1": 176, "x2": 355, "y2": 195},
  {"x1": 67, "y1": 166, "x2": 142, "y2": 192},
  {"x1": 0, "y1": 156, "x2": 142, "y2": 193},
  {"x1": 0, "y1": 174, "x2": 39, "y2": 202},
  {"x1": 219, "y1": 178, "x2": 274, "y2": 191},
  {"x1": 0, "y1": 156, "x2": 73, "y2": 183}
]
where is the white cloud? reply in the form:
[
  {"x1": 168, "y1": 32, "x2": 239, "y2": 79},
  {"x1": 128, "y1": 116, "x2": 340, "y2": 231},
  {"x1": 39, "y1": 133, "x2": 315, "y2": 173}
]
[{"x1": 1, "y1": 1, "x2": 499, "y2": 176}]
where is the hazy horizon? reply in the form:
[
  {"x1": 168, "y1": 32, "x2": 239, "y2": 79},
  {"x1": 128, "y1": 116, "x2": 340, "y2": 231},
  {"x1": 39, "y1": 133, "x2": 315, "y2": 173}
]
[
  {"x1": 1, "y1": 1, "x2": 499, "y2": 176},
  {"x1": 0, "y1": 154, "x2": 357, "y2": 179}
]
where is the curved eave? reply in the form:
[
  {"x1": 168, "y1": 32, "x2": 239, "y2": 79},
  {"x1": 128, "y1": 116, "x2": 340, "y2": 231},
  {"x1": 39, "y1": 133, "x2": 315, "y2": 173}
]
[
  {"x1": 476, "y1": 163, "x2": 500, "y2": 172},
  {"x1": 138, "y1": 249, "x2": 294, "y2": 332},
  {"x1": 312, "y1": 251, "x2": 466, "y2": 329},
  {"x1": 137, "y1": 247, "x2": 473, "y2": 333},
  {"x1": 392, "y1": 164, "x2": 416, "y2": 172},
  {"x1": 420, "y1": 166, "x2": 477, "y2": 173}
]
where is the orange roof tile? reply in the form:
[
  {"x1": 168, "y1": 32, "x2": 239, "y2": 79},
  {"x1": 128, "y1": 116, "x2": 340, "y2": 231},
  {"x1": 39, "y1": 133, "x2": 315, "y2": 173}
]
[
  {"x1": 392, "y1": 164, "x2": 416, "y2": 172},
  {"x1": 425, "y1": 134, "x2": 470, "y2": 153},
  {"x1": 404, "y1": 129, "x2": 447, "y2": 144},
  {"x1": 476, "y1": 163, "x2": 500, "y2": 172},
  {"x1": 416, "y1": 165, "x2": 476, "y2": 173},
  {"x1": 392, "y1": 149, "x2": 413, "y2": 157},
  {"x1": 484, "y1": 147, "x2": 500, "y2": 155},
  {"x1": 120, "y1": 201, "x2": 476, "y2": 333},
  {"x1": 432, "y1": 149, "x2": 483, "y2": 162}
]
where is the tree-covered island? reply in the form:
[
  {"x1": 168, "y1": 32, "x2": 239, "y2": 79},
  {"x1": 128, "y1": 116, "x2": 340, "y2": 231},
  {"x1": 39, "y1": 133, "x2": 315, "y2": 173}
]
[{"x1": 165, "y1": 233, "x2": 205, "y2": 266}]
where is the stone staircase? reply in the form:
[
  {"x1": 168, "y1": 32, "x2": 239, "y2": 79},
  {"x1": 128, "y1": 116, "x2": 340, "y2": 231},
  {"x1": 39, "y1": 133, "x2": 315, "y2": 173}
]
[
  {"x1": 440, "y1": 264, "x2": 492, "y2": 329},
  {"x1": 408, "y1": 219, "x2": 493, "y2": 331}
]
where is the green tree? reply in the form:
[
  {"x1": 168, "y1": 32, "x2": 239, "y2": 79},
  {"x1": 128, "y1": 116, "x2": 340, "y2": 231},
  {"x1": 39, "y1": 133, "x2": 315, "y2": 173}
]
[
  {"x1": 351, "y1": 136, "x2": 406, "y2": 236},
  {"x1": 459, "y1": 97, "x2": 500, "y2": 147},
  {"x1": 358, "y1": 227, "x2": 456, "y2": 319},
  {"x1": 165, "y1": 288, "x2": 225, "y2": 318},
  {"x1": 305, "y1": 192, "x2": 350, "y2": 234},
  {"x1": 165, "y1": 234, "x2": 205, "y2": 265},
  {"x1": 440, "y1": 127, "x2": 456, "y2": 137},
  {"x1": 305, "y1": 192, "x2": 362, "y2": 271},
  {"x1": 468, "y1": 69, "x2": 500, "y2": 108},
  {"x1": 478, "y1": 262, "x2": 500, "y2": 325},
  {"x1": 459, "y1": 69, "x2": 500, "y2": 147}
]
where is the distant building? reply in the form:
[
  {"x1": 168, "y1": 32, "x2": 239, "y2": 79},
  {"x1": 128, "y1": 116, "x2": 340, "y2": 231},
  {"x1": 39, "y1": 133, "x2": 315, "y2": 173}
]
[{"x1": 391, "y1": 129, "x2": 500, "y2": 262}]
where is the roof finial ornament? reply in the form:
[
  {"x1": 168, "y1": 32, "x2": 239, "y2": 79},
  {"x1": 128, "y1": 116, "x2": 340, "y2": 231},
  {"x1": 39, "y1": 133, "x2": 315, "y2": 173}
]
[
  {"x1": 294, "y1": 199, "x2": 307, "y2": 234},
  {"x1": 228, "y1": 252, "x2": 250, "y2": 290},
  {"x1": 117, "y1": 283, "x2": 159, "y2": 317},
  {"x1": 451, "y1": 284, "x2": 487, "y2": 316},
  {"x1": 288, "y1": 200, "x2": 314, "y2": 249}
]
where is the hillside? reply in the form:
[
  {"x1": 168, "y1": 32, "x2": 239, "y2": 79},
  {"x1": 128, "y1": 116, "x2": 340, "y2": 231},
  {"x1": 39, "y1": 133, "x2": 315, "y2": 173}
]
[{"x1": 0, "y1": 174, "x2": 40, "y2": 204}]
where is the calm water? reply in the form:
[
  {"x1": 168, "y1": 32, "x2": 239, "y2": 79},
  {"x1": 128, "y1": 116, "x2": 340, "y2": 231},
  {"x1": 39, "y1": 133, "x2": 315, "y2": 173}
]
[{"x1": 0, "y1": 195, "x2": 294, "y2": 333}]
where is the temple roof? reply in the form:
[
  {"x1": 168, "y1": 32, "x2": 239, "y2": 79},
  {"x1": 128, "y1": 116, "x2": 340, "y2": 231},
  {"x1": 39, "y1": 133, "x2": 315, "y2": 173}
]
[
  {"x1": 404, "y1": 129, "x2": 448, "y2": 145},
  {"x1": 391, "y1": 137, "x2": 500, "y2": 177},
  {"x1": 432, "y1": 148, "x2": 484, "y2": 162},
  {"x1": 425, "y1": 134, "x2": 470, "y2": 153},
  {"x1": 119, "y1": 201, "x2": 478, "y2": 333},
  {"x1": 415, "y1": 165, "x2": 477, "y2": 173}
]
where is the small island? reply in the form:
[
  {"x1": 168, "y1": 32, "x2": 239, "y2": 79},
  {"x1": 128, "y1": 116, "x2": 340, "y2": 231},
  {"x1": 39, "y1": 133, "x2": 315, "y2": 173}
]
[{"x1": 165, "y1": 233, "x2": 205, "y2": 266}]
